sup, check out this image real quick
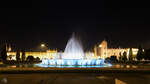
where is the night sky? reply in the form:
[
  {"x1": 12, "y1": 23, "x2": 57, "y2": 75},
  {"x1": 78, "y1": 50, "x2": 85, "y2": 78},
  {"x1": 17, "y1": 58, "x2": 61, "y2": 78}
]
[{"x1": 0, "y1": 1, "x2": 150, "y2": 51}]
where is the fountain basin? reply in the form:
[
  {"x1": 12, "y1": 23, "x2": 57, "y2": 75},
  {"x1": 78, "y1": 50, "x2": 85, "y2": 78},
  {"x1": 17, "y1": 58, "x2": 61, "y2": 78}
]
[{"x1": 42, "y1": 59, "x2": 104, "y2": 66}]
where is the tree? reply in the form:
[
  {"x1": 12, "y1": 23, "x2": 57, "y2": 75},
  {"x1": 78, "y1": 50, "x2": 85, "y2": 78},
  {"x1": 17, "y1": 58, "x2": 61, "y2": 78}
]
[
  {"x1": 110, "y1": 55, "x2": 118, "y2": 63},
  {"x1": 129, "y1": 48, "x2": 133, "y2": 62},
  {"x1": 119, "y1": 52, "x2": 122, "y2": 61},
  {"x1": 136, "y1": 46, "x2": 144, "y2": 61},
  {"x1": 21, "y1": 50, "x2": 25, "y2": 61},
  {"x1": 144, "y1": 48, "x2": 150, "y2": 60},
  {"x1": 35, "y1": 57, "x2": 40, "y2": 62},
  {"x1": 27, "y1": 56, "x2": 34, "y2": 61},
  {"x1": 16, "y1": 50, "x2": 20, "y2": 61},
  {"x1": 0, "y1": 44, "x2": 7, "y2": 61},
  {"x1": 122, "y1": 51, "x2": 127, "y2": 62}
]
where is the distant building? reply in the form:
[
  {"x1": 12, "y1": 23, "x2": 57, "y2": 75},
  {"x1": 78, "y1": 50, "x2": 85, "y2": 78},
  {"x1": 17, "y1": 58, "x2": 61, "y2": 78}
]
[
  {"x1": 6, "y1": 41, "x2": 140, "y2": 61},
  {"x1": 94, "y1": 40, "x2": 139, "y2": 60},
  {"x1": 7, "y1": 50, "x2": 96, "y2": 60},
  {"x1": 7, "y1": 50, "x2": 58, "y2": 60},
  {"x1": 6, "y1": 44, "x2": 12, "y2": 52}
]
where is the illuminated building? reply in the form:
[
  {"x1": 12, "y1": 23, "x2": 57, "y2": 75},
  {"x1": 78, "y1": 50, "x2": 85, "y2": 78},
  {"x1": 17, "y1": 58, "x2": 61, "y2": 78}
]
[
  {"x1": 6, "y1": 40, "x2": 141, "y2": 61},
  {"x1": 94, "y1": 40, "x2": 140, "y2": 60},
  {"x1": 7, "y1": 50, "x2": 58, "y2": 60},
  {"x1": 7, "y1": 49, "x2": 95, "y2": 61}
]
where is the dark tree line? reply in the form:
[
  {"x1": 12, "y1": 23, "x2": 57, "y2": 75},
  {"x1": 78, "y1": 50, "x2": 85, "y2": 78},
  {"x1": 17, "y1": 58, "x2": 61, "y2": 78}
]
[
  {"x1": 0, "y1": 44, "x2": 7, "y2": 61},
  {"x1": 118, "y1": 45, "x2": 150, "y2": 62},
  {"x1": 136, "y1": 46, "x2": 144, "y2": 61},
  {"x1": 144, "y1": 48, "x2": 150, "y2": 60},
  {"x1": 16, "y1": 50, "x2": 20, "y2": 61}
]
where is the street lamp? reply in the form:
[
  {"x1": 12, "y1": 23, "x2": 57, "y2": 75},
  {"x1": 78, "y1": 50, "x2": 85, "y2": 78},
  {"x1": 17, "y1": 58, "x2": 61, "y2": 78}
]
[
  {"x1": 99, "y1": 44, "x2": 102, "y2": 48},
  {"x1": 41, "y1": 44, "x2": 46, "y2": 48}
]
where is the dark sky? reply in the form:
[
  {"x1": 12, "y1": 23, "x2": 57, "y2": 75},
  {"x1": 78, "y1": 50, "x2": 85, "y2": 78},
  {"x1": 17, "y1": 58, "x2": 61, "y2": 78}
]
[{"x1": 0, "y1": 1, "x2": 150, "y2": 51}]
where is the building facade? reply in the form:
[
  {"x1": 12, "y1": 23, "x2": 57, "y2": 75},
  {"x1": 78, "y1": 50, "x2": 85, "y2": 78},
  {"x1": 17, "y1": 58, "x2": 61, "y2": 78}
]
[
  {"x1": 94, "y1": 40, "x2": 139, "y2": 60},
  {"x1": 7, "y1": 50, "x2": 58, "y2": 60},
  {"x1": 6, "y1": 40, "x2": 140, "y2": 61}
]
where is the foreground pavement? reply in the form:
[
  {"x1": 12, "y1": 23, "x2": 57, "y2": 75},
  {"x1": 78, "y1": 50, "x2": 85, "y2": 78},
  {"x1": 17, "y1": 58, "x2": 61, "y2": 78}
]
[
  {"x1": 0, "y1": 67, "x2": 150, "y2": 84},
  {"x1": 0, "y1": 64, "x2": 150, "y2": 84},
  {"x1": 0, "y1": 73, "x2": 150, "y2": 84}
]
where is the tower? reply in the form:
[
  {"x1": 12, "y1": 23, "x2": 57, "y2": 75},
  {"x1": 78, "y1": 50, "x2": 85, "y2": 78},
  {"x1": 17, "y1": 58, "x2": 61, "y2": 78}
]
[
  {"x1": 6, "y1": 44, "x2": 11, "y2": 52},
  {"x1": 98, "y1": 40, "x2": 108, "y2": 59},
  {"x1": 94, "y1": 45, "x2": 97, "y2": 58}
]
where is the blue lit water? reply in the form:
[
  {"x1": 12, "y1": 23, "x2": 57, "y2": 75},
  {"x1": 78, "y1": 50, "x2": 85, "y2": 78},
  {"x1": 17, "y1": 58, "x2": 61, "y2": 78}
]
[
  {"x1": 42, "y1": 59, "x2": 105, "y2": 66},
  {"x1": 36, "y1": 63, "x2": 112, "y2": 68}
]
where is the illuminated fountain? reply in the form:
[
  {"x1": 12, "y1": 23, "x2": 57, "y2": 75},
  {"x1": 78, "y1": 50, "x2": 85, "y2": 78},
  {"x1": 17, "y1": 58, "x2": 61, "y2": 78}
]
[
  {"x1": 41, "y1": 34, "x2": 111, "y2": 67},
  {"x1": 63, "y1": 34, "x2": 84, "y2": 59}
]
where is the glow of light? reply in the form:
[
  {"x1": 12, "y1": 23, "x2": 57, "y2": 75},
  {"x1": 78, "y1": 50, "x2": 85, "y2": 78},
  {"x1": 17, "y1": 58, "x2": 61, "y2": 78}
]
[
  {"x1": 41, "y1": 44, "x2": 45, "y2": 47},
  {"x1": 108, "y1": 64, "x2": 112, "y2": 67},
  {"x1": 99, "y1": 44, "x2": 102, "y2": 48}
]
